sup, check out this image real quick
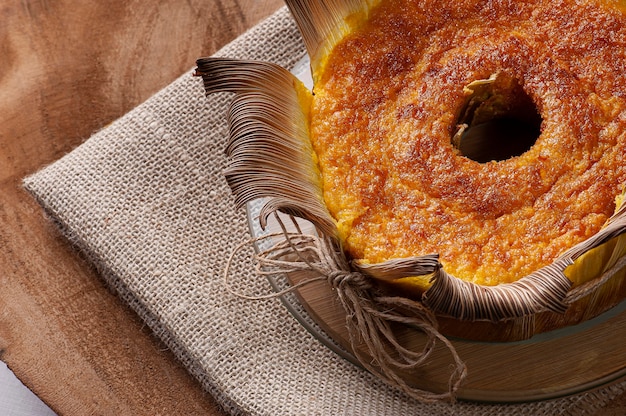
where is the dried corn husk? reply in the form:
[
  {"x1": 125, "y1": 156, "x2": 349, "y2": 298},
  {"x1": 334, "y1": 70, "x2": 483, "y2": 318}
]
[
  {"x1": 196, "y1": 0, "x2": 626, "y2": 401},
  {"x1": 284, "y1": 0, "x2": 380, "y2": 82},
  {"x1": 195, "y1": 58, "x2": 336, "y2": 238}
]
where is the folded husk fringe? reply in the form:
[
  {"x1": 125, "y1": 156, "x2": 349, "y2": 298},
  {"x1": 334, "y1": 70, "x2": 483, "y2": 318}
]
[
  {"x1": 284, "y1": 0, "x2": 380, "y2": 81},
  {"x1": 195, "y1": 58, "x2": 336, "y2": 238},
  {"x1": 195, "y1": 0, "x2": 626, "y2": 401}
]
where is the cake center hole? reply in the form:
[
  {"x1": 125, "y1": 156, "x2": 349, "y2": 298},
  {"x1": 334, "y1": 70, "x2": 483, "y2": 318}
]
[{"x1": 452, "y1": 73, "x2": 542, "y2": 163}]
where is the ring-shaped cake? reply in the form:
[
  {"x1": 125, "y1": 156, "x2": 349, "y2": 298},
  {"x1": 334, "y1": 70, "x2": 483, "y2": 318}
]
[{"x1": 310, "y1": 0, "x2": 626, "y2": 289}]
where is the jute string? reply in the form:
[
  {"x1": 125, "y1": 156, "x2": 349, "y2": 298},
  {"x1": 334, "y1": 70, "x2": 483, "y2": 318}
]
[{"x1": 224, "y1": 213, "x2": 468, "y2": 403}]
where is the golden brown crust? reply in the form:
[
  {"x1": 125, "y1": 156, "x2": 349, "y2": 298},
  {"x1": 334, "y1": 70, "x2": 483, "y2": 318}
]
[{"x1": 310, "y1": 0, "x2": 626, "y2": 286}]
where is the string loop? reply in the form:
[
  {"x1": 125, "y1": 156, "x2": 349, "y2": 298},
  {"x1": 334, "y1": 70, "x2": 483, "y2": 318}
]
[{"x1": 223, "y1": 212, "x2": 467, "y2": 402}]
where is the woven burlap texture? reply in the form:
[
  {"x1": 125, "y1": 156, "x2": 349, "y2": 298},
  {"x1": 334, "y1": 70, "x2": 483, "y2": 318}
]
[{"x1": 23, "y1": 6, "x2": 625, "y2": 416}]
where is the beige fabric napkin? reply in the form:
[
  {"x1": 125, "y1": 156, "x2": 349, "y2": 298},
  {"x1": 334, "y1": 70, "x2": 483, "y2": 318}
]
[{"x1": 23, "y1": 6, "x2": 625, "y2": 415}]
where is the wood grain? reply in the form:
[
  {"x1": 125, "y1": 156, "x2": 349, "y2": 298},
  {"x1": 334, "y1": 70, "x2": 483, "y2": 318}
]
[
  {"x1": 289, "y1": 275, "x2": 626, "y2": 402},
  {"x1": 0, "y1": 1, "x2": 281, "y2": 414},
  {"x1": 260, "y1": 214, "x2": 626, "y2": 411},
  {"x1": 3, "y1": 0, "x2": 626, "y2": 413}
]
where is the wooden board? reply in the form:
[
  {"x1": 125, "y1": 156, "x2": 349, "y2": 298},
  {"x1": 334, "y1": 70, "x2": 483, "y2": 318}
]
[
  {"x1": 290, "y1": 275, "x2": 626, "y2": 402},
  {"x1": 0, "y1": 1, "x2": 282, "y2": 414},
  {"x1": 251, "y1": 202, "x2": 626, "y2": 405}
]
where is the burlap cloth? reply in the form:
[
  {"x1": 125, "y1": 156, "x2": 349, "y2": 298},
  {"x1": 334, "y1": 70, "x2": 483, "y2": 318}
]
[{"x1": 23, "y1": 6, "x2": 626, "y2": 415}]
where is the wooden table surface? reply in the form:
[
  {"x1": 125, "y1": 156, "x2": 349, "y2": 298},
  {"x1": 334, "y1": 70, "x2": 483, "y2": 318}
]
[
  {"x1": 0, "y1": 1, "x2": 282, "y2": 414},
  {"x1": 2, "y1": 1, "x2": 626, "y2": 415}
]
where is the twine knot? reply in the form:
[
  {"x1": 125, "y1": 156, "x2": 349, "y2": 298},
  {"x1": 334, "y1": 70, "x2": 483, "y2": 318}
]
[
  {"x1": 328, "y1": 270, "x2": 372, "y2": 291},
  {"x1": 224, "y1": 213, "x2": 467, "y2": 402}
]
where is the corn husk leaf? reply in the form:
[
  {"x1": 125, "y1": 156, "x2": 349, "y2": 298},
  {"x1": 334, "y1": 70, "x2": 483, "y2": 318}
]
[
  {"x1": 564, "y1": 191, "x2": 626, "y2": 303},
  {"x1": 356, "y1": 254, "x2": 574, "y2": 321},
  {"x1": 195, "y1": 58, "x2": 337, "y2": 238},
  {"x1": 284, "y1": 0, "x2": 380, "y2": 82}
]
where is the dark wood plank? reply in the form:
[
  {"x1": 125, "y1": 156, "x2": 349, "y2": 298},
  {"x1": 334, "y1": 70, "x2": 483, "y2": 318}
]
[{"x1": 0, "y1": 0, "x2": 282, "y2": 414}]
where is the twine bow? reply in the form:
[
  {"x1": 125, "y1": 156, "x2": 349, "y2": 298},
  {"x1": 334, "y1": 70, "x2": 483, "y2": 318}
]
[{"x1": 224, "y1": 213, "x2": 467, "y2": 402}]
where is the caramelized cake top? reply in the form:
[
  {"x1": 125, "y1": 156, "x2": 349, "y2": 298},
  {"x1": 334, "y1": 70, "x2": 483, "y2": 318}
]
[{"x1": 309, "y1": 0, "x2": 626, "y2": 286}]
